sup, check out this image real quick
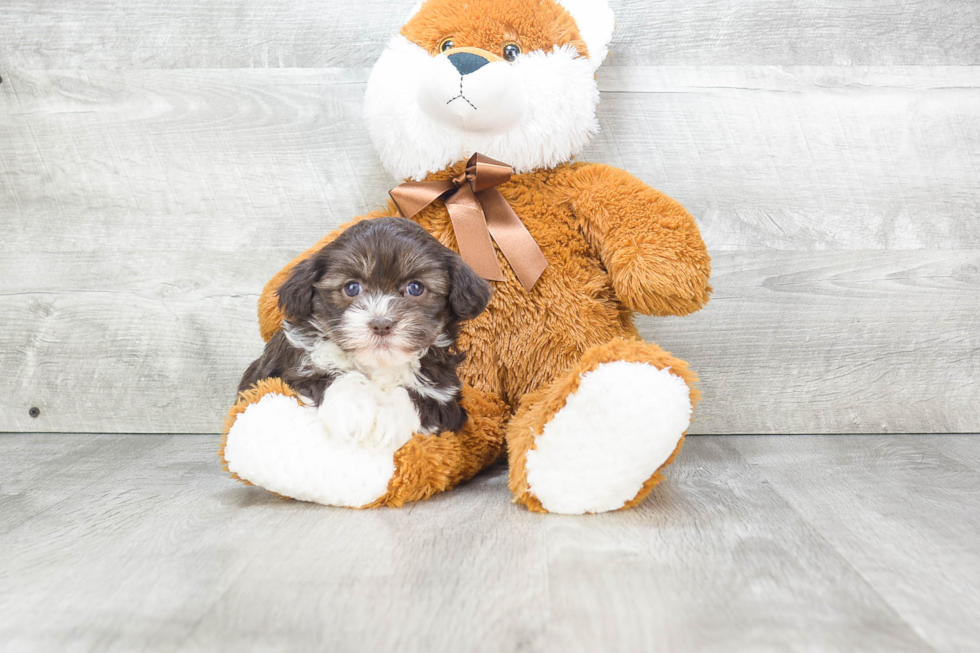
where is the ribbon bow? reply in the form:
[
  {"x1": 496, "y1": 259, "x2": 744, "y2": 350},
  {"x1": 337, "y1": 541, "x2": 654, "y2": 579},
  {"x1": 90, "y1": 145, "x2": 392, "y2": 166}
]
[{"x1": 388, "y1": 153, "x2": 548, "y2": 291}]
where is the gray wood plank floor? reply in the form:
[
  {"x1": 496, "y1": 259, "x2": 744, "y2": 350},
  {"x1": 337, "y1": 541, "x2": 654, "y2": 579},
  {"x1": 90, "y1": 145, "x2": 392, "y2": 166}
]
[{"x1": 1, "y1": 434, "x2": 978, "y2": 653}]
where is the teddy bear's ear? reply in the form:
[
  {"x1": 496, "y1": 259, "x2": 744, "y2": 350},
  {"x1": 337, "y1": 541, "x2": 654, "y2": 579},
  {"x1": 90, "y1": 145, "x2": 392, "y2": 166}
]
[{"x1": 556, "y1": 0, "x2": 616, "y2": 69}]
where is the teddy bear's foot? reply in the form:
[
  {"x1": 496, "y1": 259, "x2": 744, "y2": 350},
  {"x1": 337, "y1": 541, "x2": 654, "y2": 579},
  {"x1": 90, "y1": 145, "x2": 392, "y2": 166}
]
[
  {"x1": 221, "y1": 379, "x2": 508, "y2": 508},
  {"x1": 508, "y1": 339, "x2": 699, "y2": 514},
  {"x1": 221, "y1": 378, "x2": 413, "y2": 507}
]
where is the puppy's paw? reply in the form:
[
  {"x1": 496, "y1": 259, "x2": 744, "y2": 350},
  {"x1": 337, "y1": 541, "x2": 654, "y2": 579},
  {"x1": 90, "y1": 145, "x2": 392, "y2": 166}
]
[
  {"x1": 319, "y1": 373, "x2": 380, "y2": 444},
  {"x1": 366, "y1": 387, "x2": 422, "y2": 450}
]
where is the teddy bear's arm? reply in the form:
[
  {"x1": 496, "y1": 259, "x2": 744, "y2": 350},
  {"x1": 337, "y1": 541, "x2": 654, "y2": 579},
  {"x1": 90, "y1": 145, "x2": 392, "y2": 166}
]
[
  {"x1": 565, "y1": 163, "x2": 712, "y2": 316},
  {"x1": 257, "y1": 207, "x2": 398, "y2": 341}
]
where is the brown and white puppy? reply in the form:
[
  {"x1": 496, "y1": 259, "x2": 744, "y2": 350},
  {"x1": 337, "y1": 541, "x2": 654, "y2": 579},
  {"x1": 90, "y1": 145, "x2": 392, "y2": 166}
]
[{"x1": 238, "y1": 218, "x2": 491, "y2": 447}]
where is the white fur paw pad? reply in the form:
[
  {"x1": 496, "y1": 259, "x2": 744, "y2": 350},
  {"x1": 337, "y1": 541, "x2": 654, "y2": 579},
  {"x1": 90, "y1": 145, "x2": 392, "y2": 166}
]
[
  {"x1": 318, "y1": 373, "x2": 422, "y2": 450},
  {"x1": 318, "y1": 373, "x2": 382, "y2": 444},
  {"x1": 525, "y1": 361, "x2": 692, "y2": 514},
  {"x1": 224, "y1": 393, "x2": 413, "y2": 508}
]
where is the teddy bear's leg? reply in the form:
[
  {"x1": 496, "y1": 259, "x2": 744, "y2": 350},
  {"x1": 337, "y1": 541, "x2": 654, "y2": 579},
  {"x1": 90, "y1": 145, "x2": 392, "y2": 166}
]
[
  {"x1": 365, "y1": 386, "x2": 508, "y2": 507},
  {"x1": 507, "y1": 338, "x2": 699, "y2": 514},
  {"x1": 221, "y1": 381, "x2": 508, "y2": 508}
]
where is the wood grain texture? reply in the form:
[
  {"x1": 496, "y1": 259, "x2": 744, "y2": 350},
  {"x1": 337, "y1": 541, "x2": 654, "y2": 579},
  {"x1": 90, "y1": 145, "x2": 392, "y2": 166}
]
[
  {"x1": 6, "y1": 433, "x2": 980, "y2": 652},
  {"x1": 3, "y1": 66, "x2": 979, "y2": 257},
  {"x1": 2, "y1": 0, "x2": 979, "y2": 69},
  {"x1": 2, "y1": 67, "x2": 979, "y2": 434},
  {"x1": 642, "y1": 250, "x2": 980, "y2": 435},
  {"x1": 0, "y1": 433, "x2": 168, "y2": 537},
  {"x1": 2, "y1": 249, "x2": 977, "y2": 434},
  {"x1": 596, "y1": 66, "x2": 980, "y2": 251},
  {"x1": 922, "y1": 434, "x2": 980, "y2": 468},
  {"x1": 0, "y1": 69, "x2": 387, "y2": 255},
  {"x1": 732, "y1": 435, "x2": 980, "y2": 653}
]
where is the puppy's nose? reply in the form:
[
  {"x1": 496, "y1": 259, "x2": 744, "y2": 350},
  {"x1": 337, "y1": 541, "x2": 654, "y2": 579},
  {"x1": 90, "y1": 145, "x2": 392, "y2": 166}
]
[
  {"x1": 448, "y1": 52, "x2": 489, "y2": 76},
  {"x1": 369, "y1": 317, "x2": 395, "y2": 336}
]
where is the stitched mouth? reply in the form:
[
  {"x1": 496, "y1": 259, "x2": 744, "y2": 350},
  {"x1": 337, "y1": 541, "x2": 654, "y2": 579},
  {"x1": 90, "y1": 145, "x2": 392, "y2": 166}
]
[{"x1": 446, "y1": 75, "x2": 477, "y2": 110}]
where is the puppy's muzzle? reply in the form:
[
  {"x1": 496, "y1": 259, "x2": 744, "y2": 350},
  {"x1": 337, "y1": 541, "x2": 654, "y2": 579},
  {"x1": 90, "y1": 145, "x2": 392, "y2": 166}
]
[{"x1": 369, "y1": 317, "x2": 396, "y2": 336}]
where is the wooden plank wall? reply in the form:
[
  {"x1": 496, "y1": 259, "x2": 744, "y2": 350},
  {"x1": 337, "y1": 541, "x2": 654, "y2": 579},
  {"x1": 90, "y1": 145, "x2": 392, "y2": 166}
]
[{"x1": 1, "y1": 0, "x2": 977, "y2": 434}]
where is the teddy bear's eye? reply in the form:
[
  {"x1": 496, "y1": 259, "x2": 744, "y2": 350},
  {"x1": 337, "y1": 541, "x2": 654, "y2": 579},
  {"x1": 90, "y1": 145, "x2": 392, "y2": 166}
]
[
  {"x1": 503, "y1": 43, "x2": 521, "y2": 62},
  {"x1": 440, "y1": 38, "x2": 454, "y2": 53}
]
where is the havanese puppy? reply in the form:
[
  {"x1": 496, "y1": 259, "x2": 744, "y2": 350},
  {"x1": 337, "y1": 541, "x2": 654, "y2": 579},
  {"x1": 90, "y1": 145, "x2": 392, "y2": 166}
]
[{"x1": 238, "y1": 218, "x2": 492, "y2": 449}]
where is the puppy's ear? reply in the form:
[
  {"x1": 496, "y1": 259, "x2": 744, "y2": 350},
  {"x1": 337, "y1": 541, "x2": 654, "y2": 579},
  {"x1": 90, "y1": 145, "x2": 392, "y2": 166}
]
[
  {"x1": 447, "y1": 252, "x2": 492, "y2": 321},
  {"x1": 277, "y1": 254, "x2": 327, "y2": 322}
]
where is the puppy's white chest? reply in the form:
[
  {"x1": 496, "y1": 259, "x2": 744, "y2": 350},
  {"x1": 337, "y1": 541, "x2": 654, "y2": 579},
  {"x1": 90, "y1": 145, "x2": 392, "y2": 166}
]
[{"x1": 366, "y1": 362, "x2": 421, "y2": 392}]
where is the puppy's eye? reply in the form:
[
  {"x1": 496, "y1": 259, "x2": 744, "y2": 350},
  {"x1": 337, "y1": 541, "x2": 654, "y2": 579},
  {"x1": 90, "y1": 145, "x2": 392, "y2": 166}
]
[
  {"x1": 440, "y1": 38, "x2": 454, "y2": 52},
  {"x1": 503, "y1": 43, "x2": 521, "y2": 62},
  {"x1": 343, "y1": 281, "x2": 361, "y2": 297},
  {"x1": 405, "y1": 281, "x2": 425, "y2": 297}
]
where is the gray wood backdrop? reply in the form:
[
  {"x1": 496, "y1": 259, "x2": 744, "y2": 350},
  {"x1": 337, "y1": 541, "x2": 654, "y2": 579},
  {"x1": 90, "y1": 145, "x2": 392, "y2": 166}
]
[{"x1": 1, "y1": 0, "x2": 978, "y2": 435}]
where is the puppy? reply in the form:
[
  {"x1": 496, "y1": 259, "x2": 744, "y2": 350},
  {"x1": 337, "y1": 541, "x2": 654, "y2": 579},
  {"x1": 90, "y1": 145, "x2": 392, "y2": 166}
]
[{"x1": 238, "y1": 218, "x2": 492, "y2": 448}]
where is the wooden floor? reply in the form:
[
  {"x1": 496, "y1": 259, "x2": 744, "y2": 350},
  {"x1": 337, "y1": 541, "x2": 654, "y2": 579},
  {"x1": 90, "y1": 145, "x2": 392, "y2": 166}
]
[{"x1": 0, "y1": 435, "x2": 977, "y2": 652}]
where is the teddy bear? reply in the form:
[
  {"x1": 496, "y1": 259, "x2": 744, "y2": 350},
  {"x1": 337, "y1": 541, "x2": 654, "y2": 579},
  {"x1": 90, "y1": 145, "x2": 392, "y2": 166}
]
[{"x1": 220, "y1": 0, "x2": 712, "y2": 514}]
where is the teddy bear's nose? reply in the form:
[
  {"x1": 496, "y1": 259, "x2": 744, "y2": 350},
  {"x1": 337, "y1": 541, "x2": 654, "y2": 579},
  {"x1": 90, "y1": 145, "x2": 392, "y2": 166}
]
[{"x1": 448, "y1": 52, "x2": 489, "y2": 76}]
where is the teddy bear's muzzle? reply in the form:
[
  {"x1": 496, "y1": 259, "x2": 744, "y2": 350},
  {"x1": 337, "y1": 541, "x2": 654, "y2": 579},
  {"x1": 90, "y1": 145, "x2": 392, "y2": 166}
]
[{"x1": 417, "y1": 50, "x2": 528, "y2": 135}]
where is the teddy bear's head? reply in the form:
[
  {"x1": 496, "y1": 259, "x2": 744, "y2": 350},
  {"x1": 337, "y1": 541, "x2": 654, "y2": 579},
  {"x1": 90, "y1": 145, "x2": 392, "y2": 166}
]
[{"x1": 364, "y1": 0, "x2": 615, "y2": 181}]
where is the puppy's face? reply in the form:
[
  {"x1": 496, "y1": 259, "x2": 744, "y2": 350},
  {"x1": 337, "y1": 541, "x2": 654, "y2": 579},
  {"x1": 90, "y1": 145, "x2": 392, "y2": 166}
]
[{"x1": 278, "y1": 218, "x2": 491, "y2": 369}]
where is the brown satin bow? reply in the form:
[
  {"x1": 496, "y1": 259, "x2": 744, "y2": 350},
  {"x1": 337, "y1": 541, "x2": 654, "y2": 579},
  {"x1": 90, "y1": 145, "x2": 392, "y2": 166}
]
[{"x1": 388, "y1": 153, "x2": 548, "y2": 291}]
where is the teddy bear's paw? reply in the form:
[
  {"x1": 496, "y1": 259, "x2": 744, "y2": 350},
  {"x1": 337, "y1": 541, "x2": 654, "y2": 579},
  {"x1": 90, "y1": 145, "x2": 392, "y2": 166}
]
[
  {"x1": 224, "y1": 392, "x2": 411, "y2": 507},
  {"x1": 524, "y1": 361, "x2": 692, "y2": 514}
]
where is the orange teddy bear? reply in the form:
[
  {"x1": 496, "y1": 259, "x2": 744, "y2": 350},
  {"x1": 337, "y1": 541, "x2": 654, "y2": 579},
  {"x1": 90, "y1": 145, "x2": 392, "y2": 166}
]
[{"x1": 221, "y1": 0, "x2": 711, "y2": 514}]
